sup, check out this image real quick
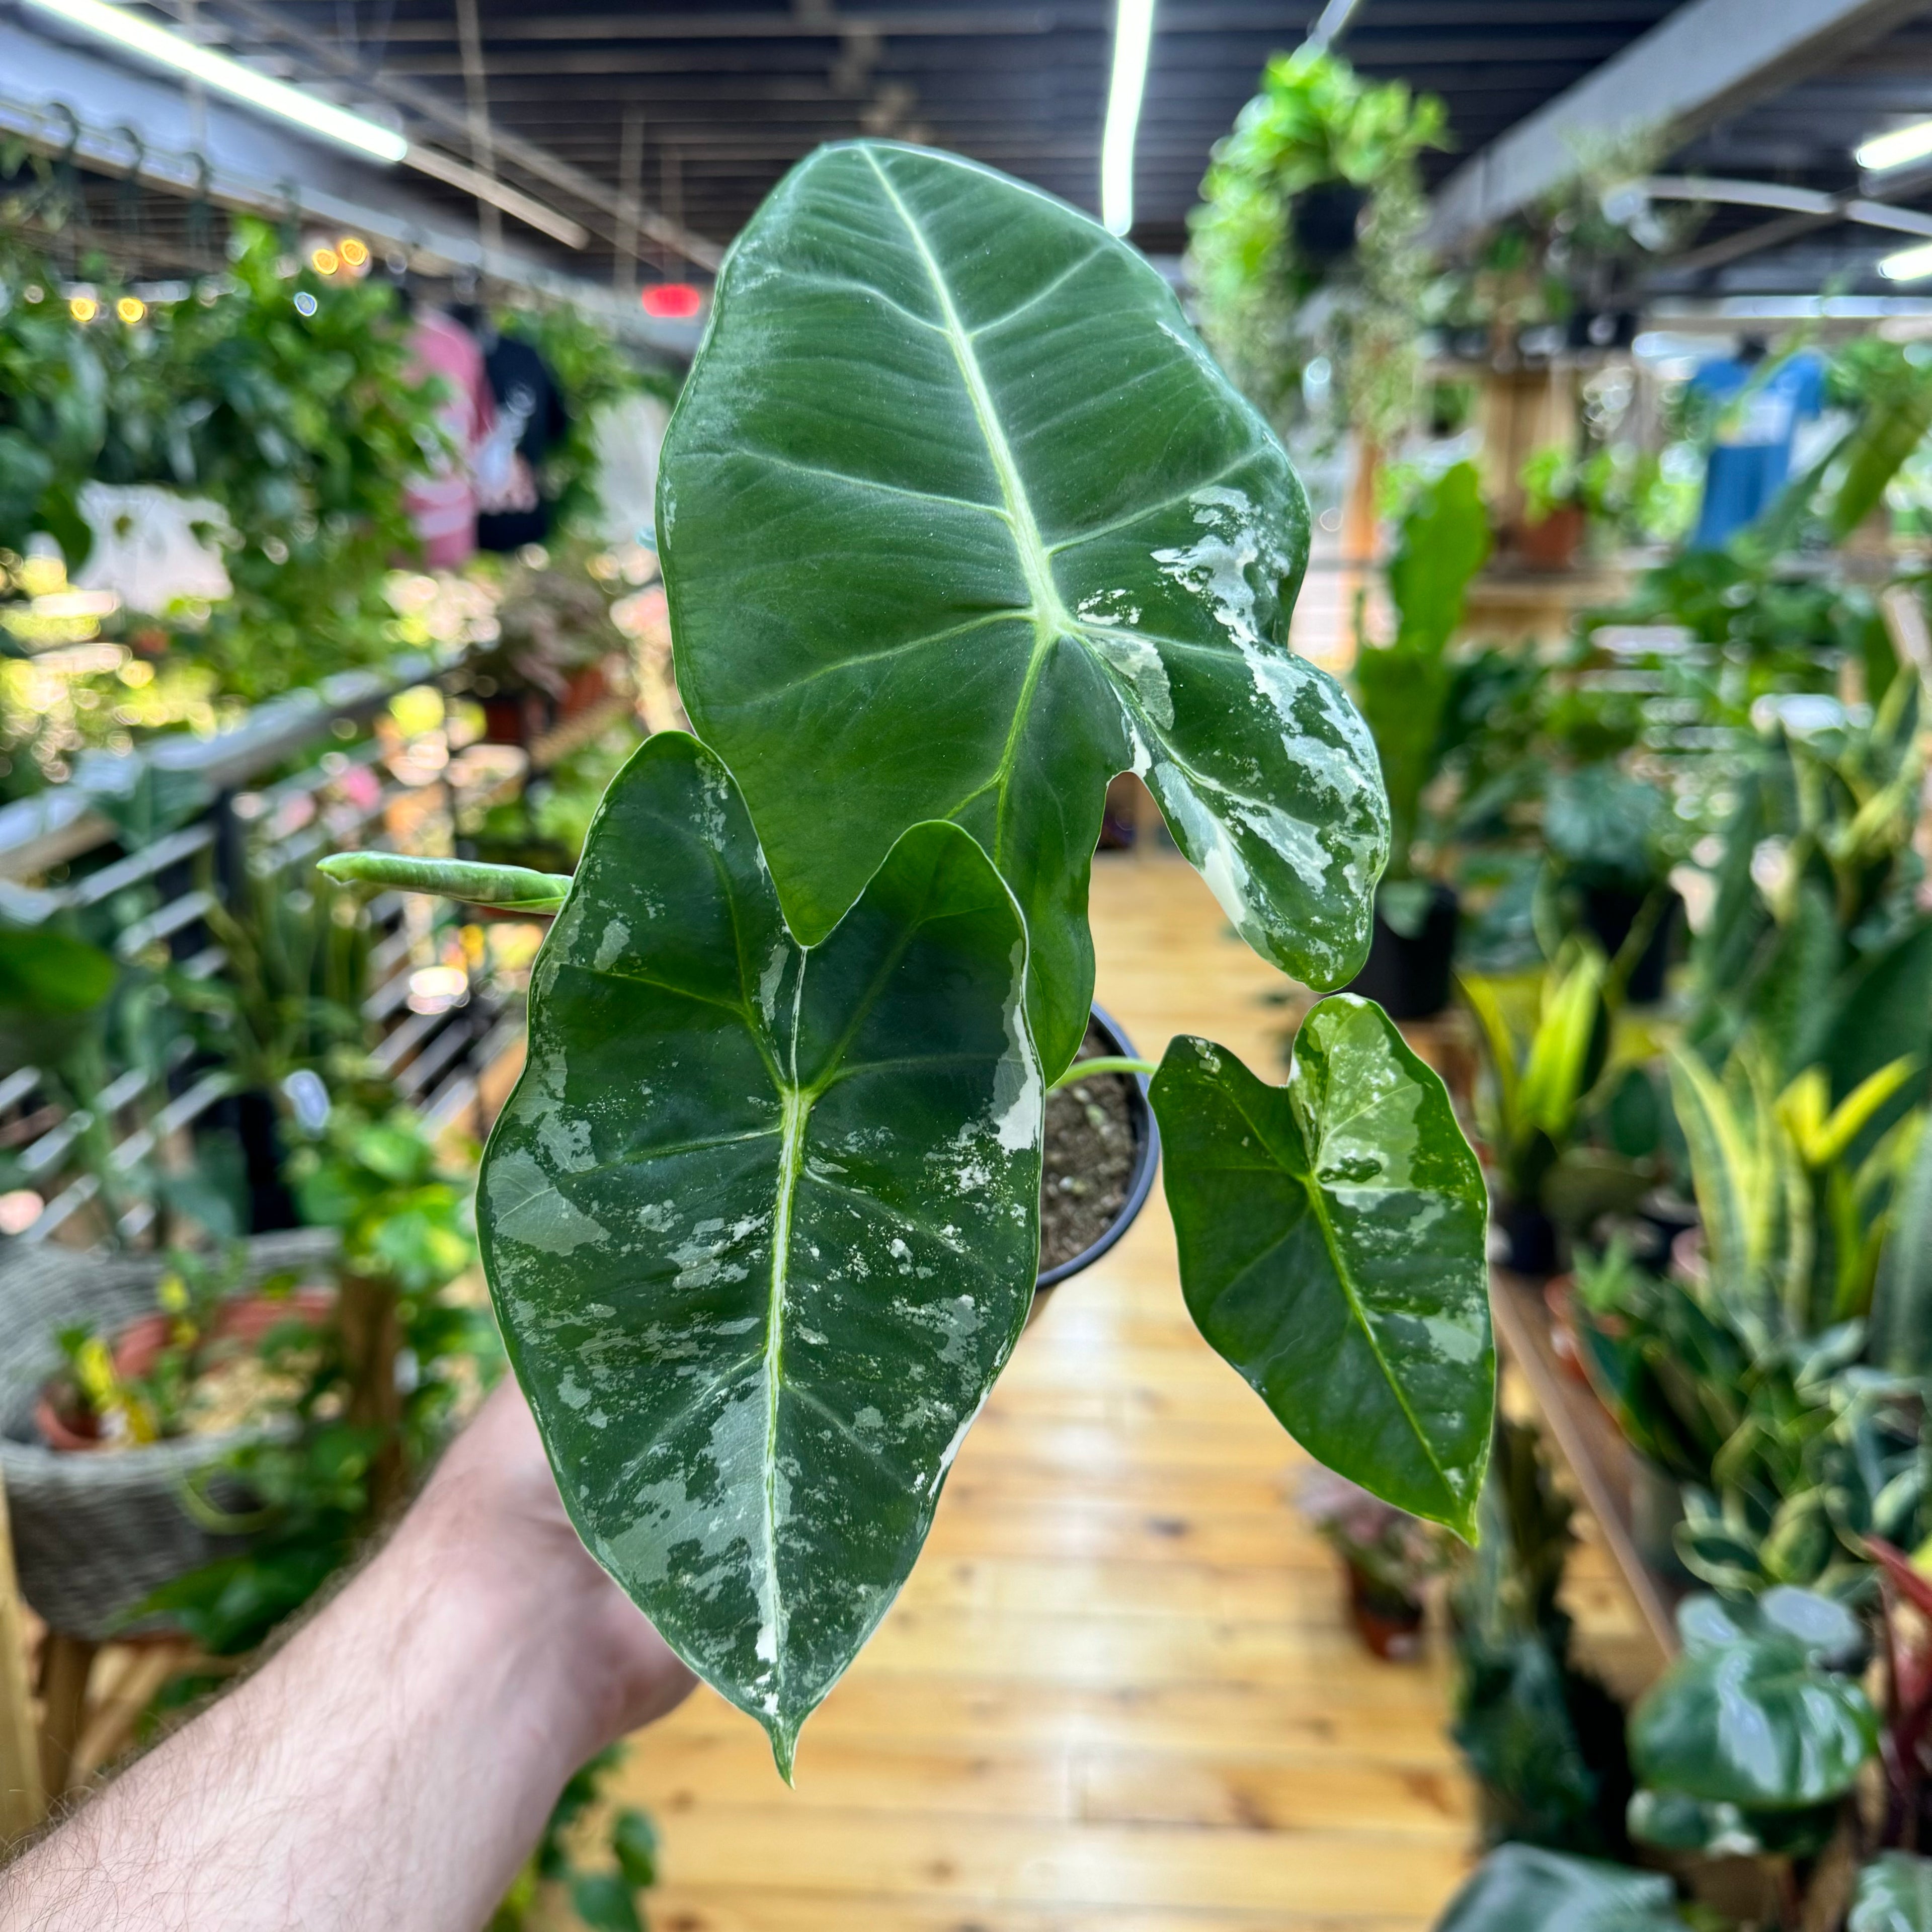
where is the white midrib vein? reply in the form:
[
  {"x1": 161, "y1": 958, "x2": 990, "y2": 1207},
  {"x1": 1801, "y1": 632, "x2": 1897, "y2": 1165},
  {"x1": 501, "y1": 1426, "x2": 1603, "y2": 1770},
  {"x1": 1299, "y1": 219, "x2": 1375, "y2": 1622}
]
[
  {"x1": 759, "y1": 965, "x2": 812, "y2": 1711},
  {"x1": 1226, "y1": 1079, "x2": 1456, "y2": 1511},
  {"x1": 861, "y1": 146, "x2": 1078, "y2": 866}
]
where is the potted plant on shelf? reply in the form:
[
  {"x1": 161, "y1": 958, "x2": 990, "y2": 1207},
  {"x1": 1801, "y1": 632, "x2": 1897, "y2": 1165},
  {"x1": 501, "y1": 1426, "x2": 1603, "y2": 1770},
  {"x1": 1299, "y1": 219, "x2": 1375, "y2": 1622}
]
[
  {"x1": 1543, "y1": 764, "x2": 1682, "y2": 1006},
  {"x1": 1571, "y1": 1036, "x2": 1931, "y2": 1598},
  {"x1": 1449, "y1": 1419, "x2": 1634, "y2": 1858},
  {"x1": 1625, "y1": 1588, "x2": 1876, "y2": 1927},
  {"x1": 1348, "y1": 461, "x2": 1491, "y2": 1018},
  {"x1": 35, "y1": 1247, "x2": 331, "y2": 1453},
  {"x1": 326, "y1": 140, "x2": 1496, "y2": 1779},
  {"x1": 1186, "y1": 46, "x2": 1447, "y2": 455},
  {"x1": 0, "y1": 1228, "x2": 339, "y2": 1642},
  {"x1": 1461, "y1": 938, "x2": 1653, "y2": 1275},
  {"x1": 1515, "y1": 444, "x2": 1590, "y2": 573},
  {"x1": 1299, "y1": 1467, "x2": 1444, "y2": 1659}
]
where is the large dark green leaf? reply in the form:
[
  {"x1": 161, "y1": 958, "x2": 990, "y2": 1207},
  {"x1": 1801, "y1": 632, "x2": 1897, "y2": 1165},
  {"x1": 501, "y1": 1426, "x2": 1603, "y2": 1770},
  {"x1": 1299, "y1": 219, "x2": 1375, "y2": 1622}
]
[
  {"x1": 661, "y1": 139, "x2": 1388, "y2": 1076},
  {"x1": 1629, "y1": 1622, "x2": 1877, "y2": 1810},
  {"x1": 480, "y1": 733, "x2": 1043, "y2": 1776},
  {"x1": 1853, "y1": 1852, "x2": 1932, "y2": 1931},
  {"x1": 1434, "y1": 1844, "x2": 1687, "y2": 1932},
  {"x1": 1149, "y1": 996, "x2": 1493, "y2": 1538}
]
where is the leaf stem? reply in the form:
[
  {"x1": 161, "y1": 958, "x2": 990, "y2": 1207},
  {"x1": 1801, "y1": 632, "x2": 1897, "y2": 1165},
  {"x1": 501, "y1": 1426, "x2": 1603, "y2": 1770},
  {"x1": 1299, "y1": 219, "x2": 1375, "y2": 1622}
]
[
  {"x1": 1049, "y1": 1055, "x2": 1157, "y2": 1090},
  {"x1": 317, "y1": 851, "x2": 572, "y2": 914}
]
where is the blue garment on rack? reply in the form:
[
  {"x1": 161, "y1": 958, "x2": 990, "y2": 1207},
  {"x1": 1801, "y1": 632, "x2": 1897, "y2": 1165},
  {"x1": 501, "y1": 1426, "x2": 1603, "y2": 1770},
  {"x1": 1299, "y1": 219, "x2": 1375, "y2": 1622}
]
[{"x1": 1689, "y1": 352, "x2": 1824, "y2": 549}]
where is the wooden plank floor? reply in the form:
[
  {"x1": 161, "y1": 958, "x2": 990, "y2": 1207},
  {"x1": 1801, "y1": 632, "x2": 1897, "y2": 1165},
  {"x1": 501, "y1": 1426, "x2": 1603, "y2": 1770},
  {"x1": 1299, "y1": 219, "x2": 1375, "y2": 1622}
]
[{"x1": 617, "y1": 850, "x2": 1479, "y2": 1931}]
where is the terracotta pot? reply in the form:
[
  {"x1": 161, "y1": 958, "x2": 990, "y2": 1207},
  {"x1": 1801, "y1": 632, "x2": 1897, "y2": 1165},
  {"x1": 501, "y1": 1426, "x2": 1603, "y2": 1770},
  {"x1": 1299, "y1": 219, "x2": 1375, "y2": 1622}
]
[
  {"x1": 36, "y1": 1287, "x2": 335, "y2": 1453},
  {"x1": 1514, "y1": 504, "x2": 1585, "y2": 572},
  {"x1": 560, "y1": 662, "x2": 611, "y2": 721},
  {"x1": 1344, "y1": 1561, "x2": 1426, "y2": 1661}
]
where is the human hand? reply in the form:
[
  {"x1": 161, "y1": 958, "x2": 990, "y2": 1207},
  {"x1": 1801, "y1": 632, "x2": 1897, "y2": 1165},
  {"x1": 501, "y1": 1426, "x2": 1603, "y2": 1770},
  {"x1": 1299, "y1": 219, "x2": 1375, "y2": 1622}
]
[{"x1": 403, "y1": 1377, "x2": 696, "y2": 1748}]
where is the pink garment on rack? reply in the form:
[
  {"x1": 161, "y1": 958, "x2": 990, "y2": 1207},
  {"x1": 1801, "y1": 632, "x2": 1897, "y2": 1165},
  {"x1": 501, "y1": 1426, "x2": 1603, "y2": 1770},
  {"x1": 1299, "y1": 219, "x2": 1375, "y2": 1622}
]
[{"x1": 404, "y1": 309, "x2": 496, "y2": 569}]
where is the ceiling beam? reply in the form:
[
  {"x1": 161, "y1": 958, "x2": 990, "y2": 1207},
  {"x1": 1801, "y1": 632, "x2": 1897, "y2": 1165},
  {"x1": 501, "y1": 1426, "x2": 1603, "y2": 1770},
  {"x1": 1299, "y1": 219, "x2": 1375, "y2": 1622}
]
[
  {"x1": 1428, "y1": 0, "x2": 1931, "y2": 247},
  {"x1": 195, "y1": 0, "x2": 723, "y2": 267},
  {"x1": 1657, "y1": 206, "x2": 1834, "y2": 273},
  {"x1": 376, "y1": 9, "x2": 1061, "y2": 40},
  {"x1": 384, "y1": 31, "x2": 1643, "y2": 78}
]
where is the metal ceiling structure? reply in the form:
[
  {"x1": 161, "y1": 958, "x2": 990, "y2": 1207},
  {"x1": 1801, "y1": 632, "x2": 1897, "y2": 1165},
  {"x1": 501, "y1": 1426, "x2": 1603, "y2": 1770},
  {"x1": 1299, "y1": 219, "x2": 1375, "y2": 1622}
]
[
  {"x1": 10, "y1": 0, "x2": 1932, "y2": 298},
  {"x1": 269, "y1": 0, "x2": 1692, "y2": 260}
]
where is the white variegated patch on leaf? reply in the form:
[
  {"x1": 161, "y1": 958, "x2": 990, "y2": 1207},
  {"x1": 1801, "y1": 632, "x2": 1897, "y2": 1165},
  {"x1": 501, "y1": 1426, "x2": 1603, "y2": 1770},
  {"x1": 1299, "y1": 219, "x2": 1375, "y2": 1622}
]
[
  {"x1": 661, "y1": 139, "x2": 1388, "y2": 1077},
  {"x1": 480, "y1": 733, "x2": 1043, "y2": 1775}
]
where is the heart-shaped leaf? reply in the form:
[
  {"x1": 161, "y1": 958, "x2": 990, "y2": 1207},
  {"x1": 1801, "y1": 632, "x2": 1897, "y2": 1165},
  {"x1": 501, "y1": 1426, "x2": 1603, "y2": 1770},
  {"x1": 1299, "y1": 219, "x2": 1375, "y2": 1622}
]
[
  {"x1": 1436, "y1": 1844, "x2": 1687, "y2": 1932},
  {"x1": 479, "y1": 733, "x2": 1043, "y2": 1776},
  {"x1": 661, "y1": 138, "x2": 1388, "y2": 1077},
  {"x1": 1630, "y1": 1626, "x2": 1878, "y2": 1809},
  {"x1": 1149, "y1": 996, "x2": 1493, "y2": 1538}
]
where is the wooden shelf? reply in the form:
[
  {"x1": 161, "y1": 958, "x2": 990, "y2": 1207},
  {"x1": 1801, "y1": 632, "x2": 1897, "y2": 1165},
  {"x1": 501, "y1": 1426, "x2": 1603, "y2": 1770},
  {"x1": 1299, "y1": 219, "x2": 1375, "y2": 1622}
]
[{"x1": 1490, "y1": 1269, "x2": 1683, "y2": 1660}]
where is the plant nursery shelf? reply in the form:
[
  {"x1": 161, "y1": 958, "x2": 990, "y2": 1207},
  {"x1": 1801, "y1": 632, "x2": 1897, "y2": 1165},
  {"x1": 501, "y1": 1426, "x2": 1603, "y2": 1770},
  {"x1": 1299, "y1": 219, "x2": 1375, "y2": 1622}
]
[{"x1": 1489, "y1": 1268, "x2": 1683, "y2": 1660}]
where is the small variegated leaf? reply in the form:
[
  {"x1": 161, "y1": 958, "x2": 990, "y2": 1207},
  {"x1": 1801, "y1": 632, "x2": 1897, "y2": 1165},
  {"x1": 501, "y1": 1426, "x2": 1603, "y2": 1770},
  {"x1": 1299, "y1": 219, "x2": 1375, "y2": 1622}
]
[
  {"x1": 1149, "y1": 996, "x2": 1493, "y2": 1539},
  {"x1": 479, "y1": 733, "x2": 1042, "y2": 1775}
]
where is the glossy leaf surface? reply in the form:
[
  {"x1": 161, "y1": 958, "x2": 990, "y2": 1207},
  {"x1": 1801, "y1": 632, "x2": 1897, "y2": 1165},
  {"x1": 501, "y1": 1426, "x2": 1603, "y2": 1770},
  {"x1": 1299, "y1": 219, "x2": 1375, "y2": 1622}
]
[
  {"x1": 1435, "y1": 1844, "x2": 1686, "y2": 1932},
  {"x1": 1150, "y1": 996, "x2": 1492, "y2": 1538},
  {"x1": 480, "y1": 734, "x2": 1042, "y2": 1774},
  {"x1": 1630, "y1": 1619, "x2": 1877, "y2": 1809},
  {"x1": 661, "y1": 139, "x2": 1387, "y2": 1075}
]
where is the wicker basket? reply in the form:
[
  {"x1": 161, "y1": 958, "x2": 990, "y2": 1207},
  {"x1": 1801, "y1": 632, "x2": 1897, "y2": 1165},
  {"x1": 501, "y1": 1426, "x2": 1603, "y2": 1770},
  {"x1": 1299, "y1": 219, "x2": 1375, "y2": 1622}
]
[{"x1": 0, "y1": 1230, "x2": 339, "y2": 1641}]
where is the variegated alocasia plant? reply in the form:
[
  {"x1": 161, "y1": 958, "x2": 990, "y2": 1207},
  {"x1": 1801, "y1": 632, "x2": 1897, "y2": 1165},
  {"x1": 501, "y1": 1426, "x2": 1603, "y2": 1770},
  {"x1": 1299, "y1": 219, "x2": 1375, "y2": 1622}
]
[{"x1": 324, "y1": 139, "x2": 1493, "y2": 1779}]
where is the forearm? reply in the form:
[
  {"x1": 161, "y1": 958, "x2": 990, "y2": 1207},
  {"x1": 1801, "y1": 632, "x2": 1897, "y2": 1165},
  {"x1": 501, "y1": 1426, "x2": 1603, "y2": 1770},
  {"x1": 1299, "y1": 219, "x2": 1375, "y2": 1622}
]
[{"x1": 0, "y1": 1387, "x2": 687, "y2": 1932}]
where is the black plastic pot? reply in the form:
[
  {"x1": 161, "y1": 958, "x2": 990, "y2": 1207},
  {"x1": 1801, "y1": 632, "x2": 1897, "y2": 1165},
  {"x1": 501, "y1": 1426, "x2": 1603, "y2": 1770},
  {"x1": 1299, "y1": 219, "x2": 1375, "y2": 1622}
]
[
  {"x1": 204, "y1": 1088, "x2": 302, "y2": 1234},
  {"x1": 1293, "y1": 182, "x2": 1369, "y2": 267},
  {"x1": 1496, "y1": 1196, "x2": 1561, "y2": 1279},
  {"x1": 1345, "y1": 884, "x2": 1460, "y2": 1021},
  {"x1": 1036, "y1": 1003, "x2": 1161, "y2": 1292},
  {"x1": 1583, "y1": 886, "x2": 1681, "y2": 1006}
]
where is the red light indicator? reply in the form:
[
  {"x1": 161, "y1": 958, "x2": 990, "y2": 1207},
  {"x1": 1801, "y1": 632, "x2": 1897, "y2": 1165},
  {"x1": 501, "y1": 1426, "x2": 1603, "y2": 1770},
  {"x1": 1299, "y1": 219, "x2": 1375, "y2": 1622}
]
[{"x1": 640, "y1": 282, "x2": 703, "y2": 320}]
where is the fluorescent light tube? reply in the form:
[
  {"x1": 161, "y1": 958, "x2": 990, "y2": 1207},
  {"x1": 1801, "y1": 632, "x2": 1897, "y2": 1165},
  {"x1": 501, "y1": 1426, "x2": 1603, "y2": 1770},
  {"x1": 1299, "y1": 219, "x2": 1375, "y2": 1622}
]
[
  {"x1": 1100, "y1": 0, "x2": 1156, "y2": 236},
  {"x1": 21, "y1": 0, "x2": 409, "y2": 163},
  {"x1": 23, "y1": 0, "x2": 591, "y2": 249},
  {"x1": 1858, "y1": 120, "x2": 1932, "y2": 175},
  {"x1": 1880, "y1": 239, "x2": 1932, "y2": 281}
]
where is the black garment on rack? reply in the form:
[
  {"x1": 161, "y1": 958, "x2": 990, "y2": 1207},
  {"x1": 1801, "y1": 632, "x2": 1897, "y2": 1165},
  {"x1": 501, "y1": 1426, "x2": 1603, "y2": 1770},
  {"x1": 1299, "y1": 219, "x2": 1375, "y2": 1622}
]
[{"x1": 474, "y1": 333, "x2": 570, "y2": 552}]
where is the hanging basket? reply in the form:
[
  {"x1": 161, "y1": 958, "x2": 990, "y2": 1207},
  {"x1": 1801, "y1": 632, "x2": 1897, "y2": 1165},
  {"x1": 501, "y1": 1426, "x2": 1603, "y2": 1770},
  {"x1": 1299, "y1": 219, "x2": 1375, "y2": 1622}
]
[{"x1": 0, "y1": 1230, "x2": 338, "y2": 1641}]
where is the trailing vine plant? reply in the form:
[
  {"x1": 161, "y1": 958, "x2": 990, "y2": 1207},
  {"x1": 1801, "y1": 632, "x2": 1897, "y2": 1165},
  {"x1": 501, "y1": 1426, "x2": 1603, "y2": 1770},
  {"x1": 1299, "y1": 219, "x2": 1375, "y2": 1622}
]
[
  {"x1": 1186, "y1": 47, "x2": 1447, "y2": 451},
  {"x1": 326, "y1": 142, "x2": 1495, "y2": 1778}
]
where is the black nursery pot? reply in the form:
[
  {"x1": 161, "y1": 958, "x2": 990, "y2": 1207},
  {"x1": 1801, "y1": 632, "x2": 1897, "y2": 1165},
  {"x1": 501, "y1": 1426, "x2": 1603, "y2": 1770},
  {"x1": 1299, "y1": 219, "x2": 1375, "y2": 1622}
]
[
  {"x1": 1345, "y1": 884, "x2": 1460, "y2": 1021},
  {"x1": 207, "y1": 1088, "x2": 302, "y2": 1234},
  {"x1": 1583, "y1": 886, "x2": 1682, "y2": 1006},
  {"x1": 1293, "y1": 182, "x2": 1369, "y2": 267},
  {"x1": 1036, "y1": 1003, "x2": 1161, "y2": 1292},
  {"x1": 1496, "y1": 1196, "x2": 1561, "y2": 1278}
]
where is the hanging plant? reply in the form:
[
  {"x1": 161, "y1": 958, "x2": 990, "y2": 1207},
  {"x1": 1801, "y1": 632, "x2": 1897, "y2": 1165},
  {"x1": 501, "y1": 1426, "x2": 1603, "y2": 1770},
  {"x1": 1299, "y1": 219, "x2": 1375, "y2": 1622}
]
[{"x1": 1187, "y1": 47, "x2": 1447, "y2": 451}]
